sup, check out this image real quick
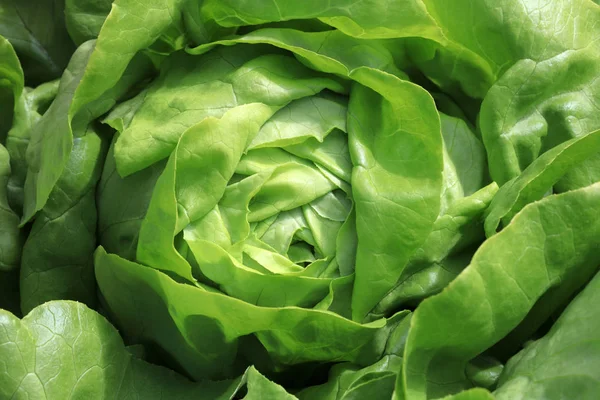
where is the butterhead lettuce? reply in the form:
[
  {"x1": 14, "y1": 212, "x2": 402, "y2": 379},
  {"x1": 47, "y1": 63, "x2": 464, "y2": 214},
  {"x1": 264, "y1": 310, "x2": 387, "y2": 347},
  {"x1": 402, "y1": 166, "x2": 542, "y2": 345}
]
[{"x1": 1, "y1": 0, "x2": 600, "y2": 399}]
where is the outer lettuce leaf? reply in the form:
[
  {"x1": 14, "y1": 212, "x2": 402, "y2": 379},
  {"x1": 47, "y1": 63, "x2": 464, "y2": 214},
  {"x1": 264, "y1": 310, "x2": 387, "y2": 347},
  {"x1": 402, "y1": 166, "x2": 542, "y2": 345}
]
[
  {"x1": 369, "y1": 183, "x2": 498, "y2": 320},
  {"x1": 21, "y1": 40, "x2": 152, "y2": 223},
  {"x1": 364, "y1": 114, "x2": 490, "y2": 320},
  {"x1": 0, "y1": 0, "x2": 76, "y2": 84},
  {"x1": 347, "y1": 72, "x2": 443, "y2": 321},
  {"x1": 479, "y1": 0, "x2": 600, "y2": 185},
  {"x1": 65, "y1": 0, "x2": 113, "y2": 45},
  {"x1": 21, "y1": 41, "x2": 95, "y2": 223},
  {"x1": 0, "y1": 300, "x2": 294, "y2": 399},
  {"x1": 411, "y1": 0, "x2": 600, "y2": 100},
  {"x1": 438, "y1": 112, "x2": 487, "y2": 213},
  {"x1": 20, "y1": 127, "x2": 108, "y2": 314},
  {"x1": 494, "y1": 270, "x2": 600, "y2": 400},
  {"x1": 95, "y1": 247, "x2": 405, "y2": 380},
  {"x1": 195, "y1": 0, "x2": 599, "y2": 104},
  {"x1": 68, "y1": 0, "x2": 188, "y2": 122},
  {"x1": 0, "y1": 34, "x2": 24, "y2": 143},
  {"x1": 239, "y1": 367, "x2": 299, "y2": 400},
  {"x1": 96, "y1": 136, "x2": 166, "y2": 260},
  {"x1": 439, "y1": 389, "x2": 495, "y2": 400},
  {"x1": 5, "y1": 80, "x2": 60, "y2": 214},
  {"x1": 195, "y1": 0, "x2": 494, "y2": 98},
  {"x1": 0, "y1": 36, "x2": 24, "y2": 272},
  {"x1": 297, "y1": 312, "x2": 411, "y2": 400},
  {"x1": 401, "y1": 182, "x2": 600, "y2": 399},
  {"x1": 485, "y1": 128, "x2": 600, "y2": 236},
  {"x1": 0, "y1": 144, "x2": 22, "y2": 272}
]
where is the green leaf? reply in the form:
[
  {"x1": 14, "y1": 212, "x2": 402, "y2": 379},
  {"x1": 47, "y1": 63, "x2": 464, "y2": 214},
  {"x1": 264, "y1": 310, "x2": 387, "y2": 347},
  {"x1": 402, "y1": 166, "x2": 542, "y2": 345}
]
[
  {"x1": 0, "y1": 300, "x2": 252, "y2": 399},
  {"x1": 68, "y1": 0, "x2": 188, "y2": 123},
  {"x1": 20, "y1": 41, "x2": 94, "y2": 223},
  {"x1": 96, "y1": 136, "x2": 166, "y2": 260},
  {"x1": 485, "y1": 128, "x2": 600, "y2": 236},
  {"x1": 65, "y1": 0, "x2": 113, "y2": 45},
  {"x1": 113, "y1": 47, "x2": 345, "y2": 176},
  {"x1": 369, "y1": 183, "x2": 498, "y2": 319},
  {"x1": 348, "y1": 71, "x2": 443, "y2": 321},
  {"x1": 95, "y1": 247, "x2": 403, "y2": 380},
  {"x1": 298, "y1": 312, "x2": 411, "y2": 400},
  {"x1": 241, "y1": 367, "x2": 299, "y2": 400},
  {"x1": 136, "y1": 103, "x2": 274, "y2": 281},
  {"x1": 439, "y1": 112, "x2": 487, "y2": 213},
  {"x1": 186, "y1": 239, "x2": 333, "y2": 307},
  {"x1": 480, "y1": 9, "x2": 600, "y2": 186},
  {"x1": 21, "y1": 40, "x2": 152, "y2": 223},
  {"x1": 248, "y1": 92, "x2": 347, "y2": 150},
  {"x1": 198, "y1": 0, "x2": 444, "y2": 41},
  {"x1": 5, "y1": 80, "x2": 59, "y2": 214},
  {"x1": 0, "y1": 34, "x2": 24, "y2": 143},
  {"x1": 0, "y1": 0, "x2": 75, "y2": 84},
  {"x1": 20, "y1": 126, "x2": 108, "y2": 314},
  {"x1": 0, "y1": 144, "x2": 22, "y2": 271},
  {"x1": 187, "y1": 28, "x2": 407, "y2": 79},
  {"x1": 465, "y1": 355, "x2": 504, "y2": 390},
  {"x1": 401, "y1": 182, "x2": 600, "y2": 399},
  {"x1": 409, "y1": 0, "x2": 600, "y2": 99},
  {"x1": 494, "y1": 270, "x2": 600, "y2": 400}
]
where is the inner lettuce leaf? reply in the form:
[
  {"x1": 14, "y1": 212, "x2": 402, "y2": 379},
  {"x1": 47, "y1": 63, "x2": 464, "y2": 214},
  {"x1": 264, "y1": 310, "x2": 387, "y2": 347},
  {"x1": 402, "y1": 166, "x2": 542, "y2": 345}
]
[{"x1": 112, "y1": 45, "x2": 348, "y2": 177}]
